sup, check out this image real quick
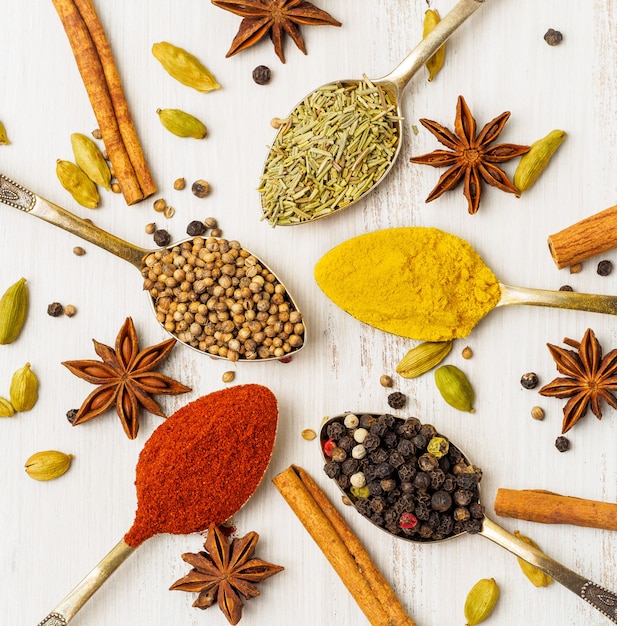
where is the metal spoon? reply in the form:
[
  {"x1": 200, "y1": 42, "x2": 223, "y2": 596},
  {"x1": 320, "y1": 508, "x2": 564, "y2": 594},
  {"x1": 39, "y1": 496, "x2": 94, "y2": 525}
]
[
  {"x1": 320, "y1": 413, "x2": 617, "y2": 623},
  {"x1": 259, "y1": 0, "x2": 489, "y2": 226},
  {"x1": 0, "y1": 172, "x2": 305, "y2": 362}
]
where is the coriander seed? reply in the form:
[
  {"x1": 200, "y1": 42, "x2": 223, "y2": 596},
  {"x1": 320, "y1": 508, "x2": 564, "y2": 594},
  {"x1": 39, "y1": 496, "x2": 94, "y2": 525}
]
[
  {"x1": 163, "y1": 205, "x2": 175, "y2": 219},
  {"x1": 520, "y1": 372, "x2": 539, "y2": 389},
  {"x1": 145, "y1": 222, "x2": 156, "y2": 235},
  {"x1": 64, "y1": 304, "x2": 77, "y2": 317},
  {"x1": 211, "y1": 228, "x2": 223, "y2": 237},
  {"x1": 153, "y1": 198, "x2": 166, "y2": 213},
  {"x1": 191, "y1": 179, "x2": 211, "y2": 198},
  {"x1": 111, "y1": 182, "x2": 121, "y2": 193},
  {"x1": 252, "y1": 65, "x2": 271, "y2": 85},
  {"x1": 222, "y1": 371, "x2": 235, "y2": 383},
  {"x1": 174, "y1": 177, "x2": 186, "y2": 190},
  {"x1": 204, "y1": 216, "x2": 218, "y2": 229},
  {"x1": 47, "y1": 302, "x2": 64, "y2": 317},
  {"x1": 462, "y1": 346, "x2": 473, "y2": 359},
  {"x1": 569, "y1": 263, "x2": 582, "y2": 274},
  {"x1": 302, "y1": 429, "x2": 317, "y2": 441},
  {"x1": 531, "y1": 406, "x2": 545, "y2": 420},
  {"x1": 91, "y1": 128, "x2": 102, "y2": 140},
  {"x1": 380, "y1": 374, "x2": 393, "y2": 387},
  {"x1": 73, "y1": 246, "x2": 86, "y2": 256}
]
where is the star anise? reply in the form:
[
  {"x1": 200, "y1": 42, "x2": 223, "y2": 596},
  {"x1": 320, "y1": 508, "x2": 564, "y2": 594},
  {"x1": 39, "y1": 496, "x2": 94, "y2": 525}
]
[
  {"x1": 410, "y1": 95, "x2": 530, "y2": 214},
  {"x1": 539, "y1": 328, "x2": 617, "y2": 433},
  {"x1": 211, "y1": 0, "x2": 342, "y2": 63},
  {"x1": 170, "y1": 523, "x2": 284, "y2": 625},
  {"x1": 62, "y1": 317, "x2": 191, "y2": 439}
]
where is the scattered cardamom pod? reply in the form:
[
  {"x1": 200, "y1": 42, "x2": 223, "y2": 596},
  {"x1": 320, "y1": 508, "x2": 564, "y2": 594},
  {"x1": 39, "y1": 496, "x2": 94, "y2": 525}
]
[
  {"x1": 152, "y1": 42, "x2": 221, "y2": 92},
  {"x1": 464, "y1": 577, "x2": 500, "y2": 625},
  {"x1": 56, "y1": 159, "x2": 100, "y2": 208},
  {"x1": 24, "y1": 450, "x2": 73, "y2": 481},
  {"x1": 513, "y1": 129, "x2": 566, "y2": 195},
  {"x1": 0, "y1": 120, "x2": 9, "y2": 144},
  {"x1": 156, "y1": 108, "x2": 207, "y2": 139},
  {"x1": 514, "y1": 530, "x2": 553, "y2": 587},
  {"x1": 9, "y1": 362, "x2": 38, "y2": 412},
  {"x1": 434, "y1": 364, "x2": 475, "y2": 412},
  {"x1": 0, "y1": 277, "x2": 28, "y2": 344},
  {"x1": 0, "y1": 397, "x2": 15, "y2": 417},
  {"x1": 423, "y1": 9, "x2": 446, "y2": 81},
  {"x1": 396, "y1": 340, "x2": 453, "y2": 378},
  {"x1": 70, "y1": 133, "x2": 111, "y2": 190}
]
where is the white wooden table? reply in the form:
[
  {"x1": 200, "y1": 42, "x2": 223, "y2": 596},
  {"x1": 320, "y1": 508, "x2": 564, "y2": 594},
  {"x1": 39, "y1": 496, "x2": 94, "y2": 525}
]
[{"x1": 1, "y1": 1, "x2": 616, "y2": 624}]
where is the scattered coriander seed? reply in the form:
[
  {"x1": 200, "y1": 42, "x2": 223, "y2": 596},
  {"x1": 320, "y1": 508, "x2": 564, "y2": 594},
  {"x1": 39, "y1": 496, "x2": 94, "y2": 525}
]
[
  {"x1": 569, "y1": 263, "x2": 583, "y2": 274},
  {"x1": 461, "y1": 346, "x2": 473, "y2": 359},
  {"x1": 597, "y1": 260, "x2": 613, "y2": 276},
  {"x1": 520, "y1": 372, "x2": 539, "y2": 389},
  {"x1": 559, "y1": 285, "x2": 573, "y2": 291},
  {"x1": 111, "y1": 182, "x2": 121, "y2": 193},
  {"x1": 153, "y1": 229, "x2": 171, "y2": 247},
  {"x1": 302, "y1": 428, "x2": 317, "y2": 441},
  {"x1": 252, "y1": 65, "x2": 271, "y2": 85},
  {"x1": 145, "y1": 222, "x2": 157, "y2": 235},
  {"x1": 66, "y1": 408, "x2": 78, "y2": 424},
  {"x1": 342, "y1": 495, "x2": 352, "y2": 506},
  {"x1": 531, "y1": 406, "x2": 545, "y2": 420},
  {"x1": 64, "y1": 304, "x2": 77, "y2": 317},
  {"x1": 153, "y1": 198, "x2": 167, "y2": 213},
  {"x1": 191, "y1": 179, "x2": 211, "y2": 198},
  {"x1": 544, "y1": 28, "x2": 563, "y2": 46},
  {"x1": 173, "y1": 177, "x2": 186, "y2": 190},
  {"x1": 380, "y1": 374, "x2": 393, "y2": 387},
  {"x1": 47, "y1": 302, "x2": 64, "y2": 317},
  {"x1": 555, "y1": 435, "x2": 570, "y2": 452},
  {"x1": 211, "y1": 228, "x2": 223, "y2": 237},
  {"x1": 387, "y1": 391, "x2": 407, "y2": 409},
  {"x1": 204, "y1": 216, "x2": 218, "y2": 229},
  {"x1": 270, "y1": 117, "x2": 285, "y2": 129},
  {"x1": 72, "y1": 246, "x2": 86, "y2": 256},
  {"x1": 222, "y1": 371, "x2": 235, "y2": 383},
  {"x1": 91, "y1": 128, "x2": 102, "y2": 140},
  {"x1": 186, "y1": 220, "x2": 207, "y2": 237},
  {"x1": 163, "y1": 205, "x2": 176, "y2": 219}
]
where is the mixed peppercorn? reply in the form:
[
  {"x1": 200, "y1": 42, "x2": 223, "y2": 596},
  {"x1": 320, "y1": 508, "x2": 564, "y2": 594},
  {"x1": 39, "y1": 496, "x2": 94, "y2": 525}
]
[{"x1": 322, "y1": 413, "x2": 484, "y2": 541}]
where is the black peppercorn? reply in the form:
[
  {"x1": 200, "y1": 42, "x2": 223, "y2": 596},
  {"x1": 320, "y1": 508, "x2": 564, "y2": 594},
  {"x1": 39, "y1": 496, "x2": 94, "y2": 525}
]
[
  {"x1": 66, "y1": 408, "x2": 78, "y2": 424},
  {"x1": 559, "y1": 285, "x2": 573, "y2": 292},
  {"x1": 252, "y1": 65, "x2": 271, "y2": 85},
  {"x1": 380, "y1": 478, "x2": 397, "y2": 492},
  {"x1": 153, "y1": 229, "x2": 171, "y2": 247},
  {"x1": 429, "y1": 469, "x2": 445, "y2": 490},
  {"x1": 430, "y1": 490, "x2": 452, "y2": 512},
  {"x1": 418, "y1": 453, "x2": 439, "y2": 472},
  {"x1": 47, "y1": 302, "x2": 64, "y2": 317},
  {"x1": 337, "y1": 435, "x2": 354, "y2": 452},
  {"x1": 186, "y1": 220, "x2": 207, "y2": 237},
  {"x1": 341, "y1": 458, "x2": 359, "y2": 475},
  {"x1": 387, "y1": 391, "x2": 407, "y2": 409},
  {"x1": 362, "y1": 432, "x2": 381, "y2": 452},
  {"x1": 469, "y1": 501, "x2": 485, "y2": 519},
  {"x1": 520, "y1": 372, "x2": 539, "y2": 389},
  {"x1": 327, "y1": 421, "x2": 346, "y2": 440},
  {"x1": 413, "y1": 471, "x2": 431, "y2": 491},
  {"x1": 555, "y1": 435, "x2": 570, "y2": 452},
  {"x1": 324, "y1": 461, "x2": 341, "y2": 478},
  {"x1": 359, "y1": 414, "x2": 377, "y2": 429},
  {"x1": 597, "y1": 260, "x2": 613, "y2": 276},
  {"x1": 544, "y1": 28, "x2": 563, "y2": 46}
]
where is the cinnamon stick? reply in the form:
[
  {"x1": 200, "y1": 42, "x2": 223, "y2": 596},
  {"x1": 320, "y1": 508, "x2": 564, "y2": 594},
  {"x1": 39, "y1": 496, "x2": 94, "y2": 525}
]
[
  {"x1": 51, "y1": 0, "x2": 156, "y2": 205},
  {"x1": 547, "y1": 205, "x2": 617, "y2": 269},
  {"x1": 273, "y1": 465, "x2": 416, "y2": 626},
  {"x1": 494, "y1": 488, "x2": 617, "y2": 531}
]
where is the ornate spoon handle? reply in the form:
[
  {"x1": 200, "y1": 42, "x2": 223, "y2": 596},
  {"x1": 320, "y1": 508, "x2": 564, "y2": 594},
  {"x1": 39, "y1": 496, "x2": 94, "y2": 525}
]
[
  {"x1": 481, "y1": 517, "x2": 617, "y2": 623},
  {"x1": 36, "y1": 539, "x2": 135, "y2": 626}
]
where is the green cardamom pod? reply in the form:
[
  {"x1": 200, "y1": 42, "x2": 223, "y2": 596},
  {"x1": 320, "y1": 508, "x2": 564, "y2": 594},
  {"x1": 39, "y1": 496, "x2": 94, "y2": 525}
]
[
  {"x1": 10, "y1": 362, "x2": 38, "y2": 412},
  {"x1": 0, "y1": 120, "x2": 9, "y2": 144},
  {"x1": 396, "y1": 340, "x2": 453, "y2": 378},
  {"x1": 152, "y1": 42, "x2": 221, "y2": 92},
  {"x1": 434, "y1": 364, "x2": 474, "y2": 412},
  {"x1": 423, "y1": 10, "x2": 446, "y2": 82},
  {"x1": 25, "y1": 450, "x2": 73, "y2": 481},
  {"x1": 156, "y1": 108, "x2": 207, "y2": 139},
  {"x1": 56, "y1": 159, "x2": 100, "y2": 209},
  {"x1": 464, "y1": 577, "x2": 500, "y2": 625},
  {"x1": 514, "y1": 531, "x2": 553, "y2": 587},
  {"x1": 71, "y1": 133, "x2": 111, "y2": 190},
  {"x1": 0, "y1": 397, "x2": 15, "y2": 417},
  {"x1": 0, "y1": 277, "x2": 28, "y2": 344},
  {"x1": 513, "y1": 129, "x2": 566, "y2": 195}
]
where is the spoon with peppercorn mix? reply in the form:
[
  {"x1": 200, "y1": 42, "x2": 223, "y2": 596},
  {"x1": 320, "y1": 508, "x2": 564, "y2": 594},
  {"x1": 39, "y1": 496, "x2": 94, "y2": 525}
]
[
  {"x1": 320, "y1": 413, "x2": 617, "y2": 623},
  {"x1": 0, "y1": 172, "x2": 306, "y2": 362},
  {"x1": 258, "y1": 0, "x2": 489, "y2": 226}
]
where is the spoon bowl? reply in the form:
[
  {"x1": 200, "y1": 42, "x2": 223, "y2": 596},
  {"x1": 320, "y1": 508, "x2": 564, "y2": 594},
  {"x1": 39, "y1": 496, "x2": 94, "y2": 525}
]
[
  {"x1": 0, "y1": 172, "x2": 306, "y2": 362},
  {"x1": 259, "y1": 0, "x2": 489, "y2": 226},
  {"x1": 320, "y1": 412, "x2": 617, "y2": 623}
]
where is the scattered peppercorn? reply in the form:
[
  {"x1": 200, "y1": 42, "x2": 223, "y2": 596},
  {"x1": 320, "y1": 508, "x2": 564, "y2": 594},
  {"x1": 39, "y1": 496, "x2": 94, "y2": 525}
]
[
  {"x1": 153, "y1": 229, "x2": 171, "y2": 247},
  {"x1": 531, "y1": 406, "x2": 545, "y2": 421},
  {"x1": 191, "y1": 179, "x2": 211, "y2": 198},
  {"x1": 72, "y1": 246, "x2": 86, "y2": 256},
  {"x1": 186, "y1": 220, "x2": 207, "y2": 237},
  {"x1": 520, "y1": 372, "x2": 539, "y2": 389},
  {"x1": 461, "y1": 346, "x2": 473, "y2": 359},
  {"x1": 66, "y1": 408, "x2": 78, "y2": 424},
  {"x1": 597, "y1": 260, "x2": 613, "y2": 276},
  {"x1": 47, "y1": 302, "x2": 64, "y2": 317},
  {"x1": 252, "y1": 65, "x2": 271, "y2": 85},
  {"x1": 544, "y1": 28, "x2": 563, "y2": 46},
  {"x1": 173, "y1": 177, "x2": 186, "y2": 190},
  {"x1": 387, "y1": 391, "x2": 407, "y2": 409},
  {"x1": 555, "y1": 436, "x2": 570, "y2": 452},
  {"x1": 380, "y1": 374, "x2": 393, "y2": 388},
  {"x1": 559, "y1": 285, "x2": 573, "y2": 291}
]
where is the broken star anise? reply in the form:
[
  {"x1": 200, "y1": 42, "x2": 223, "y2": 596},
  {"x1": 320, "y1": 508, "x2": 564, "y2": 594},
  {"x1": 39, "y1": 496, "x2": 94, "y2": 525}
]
[
  {"x1": 410, "y1": 95, "x2": 530, "y2": 214},
  {"x1": 170, "y1": 523, "x2": 284, "y2": 625},
  {"x1": 539, "y1": 328, "x2": 617, "y2": 433},
  {"x1": 62, "y1": 317, "x2": 191, "y2": 439},
  {"x1": 211, "y1": 0, "x2": 342, "y2": 64}
]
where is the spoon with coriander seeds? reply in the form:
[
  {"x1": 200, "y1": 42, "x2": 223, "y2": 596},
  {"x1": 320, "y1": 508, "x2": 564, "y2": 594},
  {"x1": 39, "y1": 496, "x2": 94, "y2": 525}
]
[
  {"x1": 320, "y1": 412, "x2": 617, "y2": 623},
  {"x1": 0, "y1": 172, "x2": 305, "y2": 362},
  {"x1": 37, "y1": 384, "x2": 279, "y2": 626},
  {"x1": 258, "y1": 0, "x2": 490, "y2": 226}
]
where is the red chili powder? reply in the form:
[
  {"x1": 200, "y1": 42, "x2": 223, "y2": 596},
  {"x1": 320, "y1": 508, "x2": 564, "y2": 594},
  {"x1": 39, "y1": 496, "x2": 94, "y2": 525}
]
[{"x1": 124, "y1": 384, "x2": 278, "y2": 547}]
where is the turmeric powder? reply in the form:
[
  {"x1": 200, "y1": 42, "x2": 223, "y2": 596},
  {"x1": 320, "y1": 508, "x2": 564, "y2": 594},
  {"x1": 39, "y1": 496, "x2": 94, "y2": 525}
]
[{"x1": 314, "y1": 227, "x2": 501, "y2": 341}]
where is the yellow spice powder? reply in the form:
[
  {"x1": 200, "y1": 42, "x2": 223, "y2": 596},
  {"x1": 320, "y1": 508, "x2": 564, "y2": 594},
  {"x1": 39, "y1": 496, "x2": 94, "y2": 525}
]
[{"x1": 314, "y1": 227, "x2": 501, "y2": 341}]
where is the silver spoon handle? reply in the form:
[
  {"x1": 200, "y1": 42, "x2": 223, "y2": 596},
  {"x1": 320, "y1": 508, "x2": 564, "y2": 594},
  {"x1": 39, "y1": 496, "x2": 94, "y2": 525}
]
[
  {"x1": 0, "y1": 172, "x2": 148, "y2": 270},
  {"x1": 481, "y1": 517, "x2": 617, "y2": 623},
  {"x1": 380, "y1": 0, "x2": 487, "y2": 91},
  {"x1": 36, "y1": 539, "x2": 135, "y2": 626}
]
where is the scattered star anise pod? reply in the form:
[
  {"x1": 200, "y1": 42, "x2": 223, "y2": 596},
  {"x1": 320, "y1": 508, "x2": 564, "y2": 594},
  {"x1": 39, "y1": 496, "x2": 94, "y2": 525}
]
[
  {"x1": 410, "y1": 95, "x2": 530, "y2": 214},
  {"x1": 170, "y1": 523, "x2": 284, "y2": 625},
  {"x1": 62, "y1": 317, "x2": 191, "y2": 439},
  {"x1": 211, "y1": 0, "x2": 342, "y2": 64},
  {"x1": 539, "y1": 328, "x2": 617, "y2": 433}
]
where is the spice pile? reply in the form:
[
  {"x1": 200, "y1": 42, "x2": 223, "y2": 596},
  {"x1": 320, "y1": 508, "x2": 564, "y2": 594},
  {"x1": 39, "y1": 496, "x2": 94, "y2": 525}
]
[{"x1": 322, "y1": 413, "x2": 484, "y2": 541}]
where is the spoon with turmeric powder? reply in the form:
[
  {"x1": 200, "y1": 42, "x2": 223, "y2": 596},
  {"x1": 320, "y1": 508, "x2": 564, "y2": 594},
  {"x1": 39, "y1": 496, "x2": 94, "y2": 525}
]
[
  {"x1": 0, "y1": 172, "x2": 306, "y2": 362},
  {"x1": 320, "y1": 412, "x2": 617, "y2": 623},
  {"x1": 314, "y1": 226, "x2": 617, "y2": 342},
  {"x1": 259, "y1": 0, "x2": 490, "y2": 226}
]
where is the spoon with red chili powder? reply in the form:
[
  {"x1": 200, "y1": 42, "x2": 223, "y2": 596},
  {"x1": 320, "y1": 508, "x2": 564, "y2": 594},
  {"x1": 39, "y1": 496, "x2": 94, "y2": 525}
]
[{"x1": 37, "y1": 384, "x2": 278, "y2": 626}]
